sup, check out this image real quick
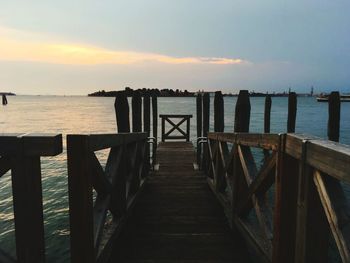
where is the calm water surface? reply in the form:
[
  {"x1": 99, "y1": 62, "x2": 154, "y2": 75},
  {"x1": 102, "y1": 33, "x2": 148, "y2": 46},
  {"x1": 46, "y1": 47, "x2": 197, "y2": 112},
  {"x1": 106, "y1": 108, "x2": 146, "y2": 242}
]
[{"x1": 0, "y1": 95, "x2": 349, "y2": 262}]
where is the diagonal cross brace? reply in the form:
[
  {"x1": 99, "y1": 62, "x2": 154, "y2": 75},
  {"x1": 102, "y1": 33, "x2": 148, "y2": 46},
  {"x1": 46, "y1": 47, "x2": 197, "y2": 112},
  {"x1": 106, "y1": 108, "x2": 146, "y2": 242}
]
[{"x1": 164, "y1": 117, "x2": 187, "y2": 137}]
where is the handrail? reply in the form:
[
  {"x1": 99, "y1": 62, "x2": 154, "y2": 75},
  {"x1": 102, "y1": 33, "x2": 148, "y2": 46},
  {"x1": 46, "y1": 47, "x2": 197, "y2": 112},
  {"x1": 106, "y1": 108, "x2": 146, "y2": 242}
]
[
  {"x1": 202, "y1": 132, "x2": 350, "y2": 263},
  {"x1": 67, "y1": 132, "x2": 150, "y2": 263},
  {"x1": 0, "y1": 133, "x2": 63, "y2": 263}
]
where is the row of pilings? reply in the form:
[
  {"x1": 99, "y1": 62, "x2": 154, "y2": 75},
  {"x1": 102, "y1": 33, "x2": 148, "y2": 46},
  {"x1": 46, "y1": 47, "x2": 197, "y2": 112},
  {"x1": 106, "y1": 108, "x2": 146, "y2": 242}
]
[
  {"x1": 196, "y1": 90, "x2": 341, "y2": 142},
  {"x1": 114, "y1": 89, "x2": 341, "y2": 148}
]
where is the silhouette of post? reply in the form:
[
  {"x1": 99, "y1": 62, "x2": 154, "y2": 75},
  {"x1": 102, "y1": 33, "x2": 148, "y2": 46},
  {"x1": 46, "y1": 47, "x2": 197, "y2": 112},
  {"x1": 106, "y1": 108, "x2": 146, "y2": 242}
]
[
  {"x1": 264, "y1": 95, "x2": 272, "y2": 133},
  {"x1": 132, "y1": 91, "x2": 142, "y2": 132},
  {"x1": 234, "y1": 90, "x2": 250, "y2": 132},
  {"x1": 114, "y1": 91, "x2": 130, "y2": 133},
  {"x1": 214, "y1": 91, "x2": 224, "y2": 132},
  {"x1": 328, "y1": 91, "x2": 340, "y2": 142},
  {"x1": 196, "y1": 94, "x2": 203, "y2": 165},
  {"x1": 287, "y1": 92, "x2": 297, "y2": 133}
]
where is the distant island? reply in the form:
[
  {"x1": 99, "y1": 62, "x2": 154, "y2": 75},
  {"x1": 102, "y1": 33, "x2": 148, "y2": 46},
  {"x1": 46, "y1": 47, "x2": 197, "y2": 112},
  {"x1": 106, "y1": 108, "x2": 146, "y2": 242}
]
[
  {"x1": 88, "y1": 87, "x2": 315, "y2": 97},
  {"x1": 0, "y1": 92, "x2": 16, "y2": 96},
  {"x1": 88, "y1": 87, "x2": 195, "y2": 97}
]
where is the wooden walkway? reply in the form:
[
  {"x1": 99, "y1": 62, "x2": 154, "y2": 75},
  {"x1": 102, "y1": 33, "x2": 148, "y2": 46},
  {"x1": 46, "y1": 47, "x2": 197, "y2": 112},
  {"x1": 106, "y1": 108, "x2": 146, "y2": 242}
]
[{"x1": 109, "y1": 142, "x2": 251, "y2": 262}]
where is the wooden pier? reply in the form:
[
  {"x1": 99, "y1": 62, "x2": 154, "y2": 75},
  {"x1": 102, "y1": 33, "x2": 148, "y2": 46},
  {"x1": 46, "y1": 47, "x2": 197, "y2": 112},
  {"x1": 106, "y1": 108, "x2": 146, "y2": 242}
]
[
  {"x1": 0, "y1": 90, "x2": 349, "y2": 263},
  {"x1": 108, "y1": 141, "x2": 251, "y2": 262}
]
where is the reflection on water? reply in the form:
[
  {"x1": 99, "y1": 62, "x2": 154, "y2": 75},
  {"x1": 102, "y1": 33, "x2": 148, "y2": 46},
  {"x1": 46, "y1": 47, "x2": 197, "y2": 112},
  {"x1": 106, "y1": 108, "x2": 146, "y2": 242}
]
[{"x1": 0, "y1": 95, "x2": 349, "y2": 262}]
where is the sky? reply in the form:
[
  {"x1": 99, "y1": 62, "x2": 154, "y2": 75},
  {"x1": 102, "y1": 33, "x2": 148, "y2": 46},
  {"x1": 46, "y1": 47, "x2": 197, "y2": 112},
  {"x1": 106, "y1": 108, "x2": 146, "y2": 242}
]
[{"x1": 0, "y1": 0, "x2": 350, "y2": 95}]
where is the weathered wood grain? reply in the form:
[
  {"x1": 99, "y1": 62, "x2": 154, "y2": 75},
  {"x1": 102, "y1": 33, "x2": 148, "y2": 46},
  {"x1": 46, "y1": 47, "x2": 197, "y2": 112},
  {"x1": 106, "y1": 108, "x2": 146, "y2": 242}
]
[{"x1": 108, "y1": 142, "x2": 251, "y2": 262}]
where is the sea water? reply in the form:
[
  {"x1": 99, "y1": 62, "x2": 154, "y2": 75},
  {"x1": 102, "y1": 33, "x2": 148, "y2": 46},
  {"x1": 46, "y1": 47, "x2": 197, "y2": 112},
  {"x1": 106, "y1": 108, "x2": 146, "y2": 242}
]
[{"x1": 0, "y1": 95, "x2": 349, "y2": 262}]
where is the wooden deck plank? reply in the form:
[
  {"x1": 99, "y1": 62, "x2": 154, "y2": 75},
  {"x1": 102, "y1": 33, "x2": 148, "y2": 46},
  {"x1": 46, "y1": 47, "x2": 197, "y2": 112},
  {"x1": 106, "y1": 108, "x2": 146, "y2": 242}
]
[{"x1": 108, "y1": 142, "x2": 251, "y2": 262}]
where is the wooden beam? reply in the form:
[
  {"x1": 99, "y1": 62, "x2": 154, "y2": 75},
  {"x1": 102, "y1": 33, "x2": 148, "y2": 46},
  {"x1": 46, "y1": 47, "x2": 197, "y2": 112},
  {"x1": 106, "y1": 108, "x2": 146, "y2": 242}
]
[
  {"x1": 313, "y1": 171, "x2": 350, "y2": 262},
  {"x1": 239, "y1": 152, "x2": 276, "y2": 214},
  {"x1": 0, "y1": 156, "x2": 11, "y2": 178},
  {"x1": 0, "y1": 133, "x2": 62, "y2": 156}
]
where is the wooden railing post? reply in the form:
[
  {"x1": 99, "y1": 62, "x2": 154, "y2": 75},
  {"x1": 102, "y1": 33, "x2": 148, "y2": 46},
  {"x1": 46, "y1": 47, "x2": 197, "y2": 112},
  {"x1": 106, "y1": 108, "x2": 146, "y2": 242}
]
[
  {"x1": 273, "y1": 134, "x2": 299, "y2": 263},
  {"x1": 4, "y1": 134, "x2": 63, "y2": 263},
  {"x1": 294, "y1": 91, "x2": 341, "y2": 262},
  {"x1": 114, "y1": 91, "x2": 130, "y2": 133},
  {"x1": 186, "y1": 117, "x2": 190, "y2": 142},
  {"x1": 161, "y1": 117, "x2": 165, "y2": 142},
  {"x1": 132, "y1": 91, "x2": 142, "y2": 132},
  {"x1": 287, "y1": 92, "x2": 297, "y2": 133},
  {"x1": 11, "y1": 153, "x2": 45, "y2": 263},
  {"x1": 196, "y1": 94, "x2": 203, "y2": 165},
  {"x1": 67, "y1": 135, "x2": 95, "y2": 263}
]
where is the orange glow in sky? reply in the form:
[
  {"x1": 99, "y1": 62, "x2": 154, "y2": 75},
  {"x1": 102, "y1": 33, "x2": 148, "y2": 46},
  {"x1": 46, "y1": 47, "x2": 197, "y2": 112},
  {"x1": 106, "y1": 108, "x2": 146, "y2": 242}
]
[{"x1": 0, "y1": 26, "x2": 245, "y2": 66}]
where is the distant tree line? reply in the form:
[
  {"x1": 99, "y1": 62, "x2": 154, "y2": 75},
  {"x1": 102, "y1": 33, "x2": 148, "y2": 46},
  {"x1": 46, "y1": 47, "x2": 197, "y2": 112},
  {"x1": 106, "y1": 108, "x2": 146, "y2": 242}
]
[{"x1": 88, "y1": 87, "x2": 195, "y2": 97}]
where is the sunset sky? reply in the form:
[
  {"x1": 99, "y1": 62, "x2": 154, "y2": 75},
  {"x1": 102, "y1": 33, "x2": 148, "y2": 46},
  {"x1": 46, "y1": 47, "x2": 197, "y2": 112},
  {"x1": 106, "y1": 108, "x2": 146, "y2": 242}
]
[{"x1": 1, "y1": 1, "x2": 349, "y2": 95}]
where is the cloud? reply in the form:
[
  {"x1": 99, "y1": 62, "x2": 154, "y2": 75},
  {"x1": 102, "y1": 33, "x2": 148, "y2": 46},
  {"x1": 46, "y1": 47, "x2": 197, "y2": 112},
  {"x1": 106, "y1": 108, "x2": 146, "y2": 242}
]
[{"x1": 0, "y1": 26, "x2": 247, "y2": 66}]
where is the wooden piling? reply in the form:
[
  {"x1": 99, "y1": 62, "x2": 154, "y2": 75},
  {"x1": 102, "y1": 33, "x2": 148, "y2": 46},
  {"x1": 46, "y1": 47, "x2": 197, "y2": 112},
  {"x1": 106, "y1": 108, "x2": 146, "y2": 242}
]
[
  {"x1": 143, "y1": 92, "x2": 151, "y2": 135},
  {"x1": 196, "y1": 94, "x2": 203, "y2": 165},
  {"x1": 196, "y1": 94, "x2": 203, "y2": 138},
  {"x1": 264, "y1": 95, "x2": 272, "y2": 133},
  {"x1": 234, "y1": 90, "x2": 250, "y2": 132},
  {"x1": 214, "y1": 91, "x2": 224, "y2": 132},
  {"x1": 328, "y1": 91, "x2": 340, "y2": 142},
  {"x1": 152, "y1": 93, "x2": 158, "y2": 164},
  {"x1": 143, "y1": 92, "x2": 151, "y2": 170},
  {"x1": 132, "y1": 91, "x2": 142, "y2": 132},
  {"x1": 287, "y1": 92, "x2": 297, "y2": 133},
  {"x1": 114, "y1": 91, "x2": 130, "y2": 133},
  {"x1": 232, "y1": 90, "x2": 251, "y2": 227},
  {"x1": 203, "y1": 93, "x2": 210, "y2": 136},
  {"x1": 202, "y1": 93, "x2": 210, "y2": 172}
]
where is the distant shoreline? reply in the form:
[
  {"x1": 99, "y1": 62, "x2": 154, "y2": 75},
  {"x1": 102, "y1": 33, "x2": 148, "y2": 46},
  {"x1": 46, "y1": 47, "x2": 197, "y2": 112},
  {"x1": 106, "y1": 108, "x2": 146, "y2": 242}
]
[
  {"x1": 0, "y1": 92, "x2": 16, "y2": 96},
  {"x1": 88, "y1": 89, "x2": 313, "y2": 98}
]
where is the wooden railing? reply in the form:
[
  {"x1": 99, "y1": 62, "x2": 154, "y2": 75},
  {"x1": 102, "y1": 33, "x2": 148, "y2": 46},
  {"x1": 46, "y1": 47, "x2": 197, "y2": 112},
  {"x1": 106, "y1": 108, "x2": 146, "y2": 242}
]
[
  {"x1": 160, "y1": 114, "x2": 192, "y2": 142},
  {"x1": 204, "y1": 132, "x2": 350, "y2": 263},
  {"x1": 0, "y1": 133, "x2": 62, "y2": 263},
  {"x1": 67, "y1": 132, "x2": 150, "y2": 263}
]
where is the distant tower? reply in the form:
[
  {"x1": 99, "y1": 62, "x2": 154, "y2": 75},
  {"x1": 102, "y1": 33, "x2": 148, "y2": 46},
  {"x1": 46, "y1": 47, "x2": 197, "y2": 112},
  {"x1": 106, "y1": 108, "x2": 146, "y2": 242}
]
[
  {"x1": 310, "y1": 86, "x2": 314, "y2": 97},
  {"x1": 288, "y1": 87, "x2": 291, "y2": 93}
]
